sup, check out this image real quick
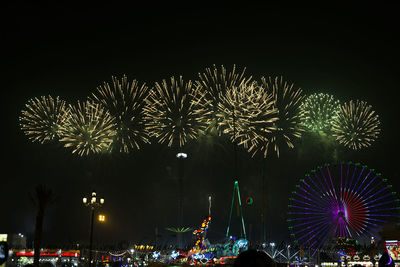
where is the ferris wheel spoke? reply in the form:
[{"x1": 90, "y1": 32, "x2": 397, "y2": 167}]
[
  {"x1": 309, "y1": 171, "x2": 330, "y2": 197},
  {"x1": 289, "y1": 215, "x2": 327, "y2": 221},
  {"x1": 289, "y1": 211, "x2": 327, "y2": 215},
  {"x1": 350, "y1": 167, "x2": 366, "y2": 194},
  {"x1": 293, "y1": 220, "x2": 328, "y2": 236},
  {"x1": 369, "y1": 207, "x2": 400, "y2": 213},
  {"x1": 291, "y1": 197, "x2": 326, "y2": 211},
  {"x1": 296, "y1": 220, "x2": 331, "y2": 243},
  {"x1": 290, "y1": 205, "x2": 326, "y2": 213},
  {"x1": 363, "y1": 217, "x2": 386, "y2": 223},
  {"x1": 353, "y1": 170, "x2": 372, "y2": 194},
  {"x1": 312, "y1": 172, "x2": 337, "y2": 204},
  {"x1": 291, "y1": 217, "x2": 327, "y2": 229},
  {"x1": 345, "y1": 165, "x2": 357, "y2": 194},
  {"x1": 295, "y1": 185, "x2": 331, "y2": 207},
  {"x1": 304, "y1": 222, "x2": 333, "y2": 248},
  {"x1": 347, "y1": 216, "x2": 367, "y2": 234},
  {"x1": 323, "y1": 166, "x2": 338, "y2": 199},
  {"x1": 363, "y1": 186, "x2": 390, "y2": 203},
  {"x1": 343, "y1": 193, "x2": 365, "y2": 211},
  {"x1": 368, "y1": 213, "x2": 399, "y2": 218},
  {"x1": 310, "y1": 225, "x2": 333, "y2": 257},
  {"x1": 309, "y1": 174, "x2": 338, "y2": 208},
  {"x1": 358, "y1": 171, "x2": 373, "y2": 191},
  {"x1": 335, "y1": 216, "x2": 350, "y2": 237},
  {"x1": 366, "y1": 192, "x2": 395, "y2": 206},
  {"x1": 355, "y1": 218, "x2": 379, "y2": 229},
  {"x1": 367, "y1": 199, "x2": 397, "y2": 209},
  {"x1": 358, "y1": 175, "x2": 379, "y2": 197}
]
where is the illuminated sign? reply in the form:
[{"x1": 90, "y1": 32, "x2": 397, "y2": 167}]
[
  {"x1": 0, "y1": 235, "x2": 7, "y2": 242},
  {"x1": 385, "y1": 240, "x2": 400, "y2": 261}
]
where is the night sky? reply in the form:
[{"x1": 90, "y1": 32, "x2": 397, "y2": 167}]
[{"x1": 3, "y1": 2, "x2": 400, "y2": 248}]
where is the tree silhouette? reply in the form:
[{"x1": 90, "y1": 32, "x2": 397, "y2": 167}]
[{"x1": 30, "y1": 184, "x2": 55, "y2": 267}]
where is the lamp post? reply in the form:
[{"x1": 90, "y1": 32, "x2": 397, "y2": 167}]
[
  {"x1": 176, "y1": 152, "x2": 187, "y2": 249},
  {"x1": 83, "y1": 191, "x2": 104, "y2": 267}
]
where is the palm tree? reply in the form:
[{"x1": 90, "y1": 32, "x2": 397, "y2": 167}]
[{"x1": 30, "y1": 184, "x2": 55, "y2": 267}]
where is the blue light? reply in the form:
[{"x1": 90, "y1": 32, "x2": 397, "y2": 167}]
[
  {"x1": 171, "y1": 251, "x2": 179, "y2": 259},
  {"x1": 152, "y1": 251, "x2": 160, "y2": 259}
]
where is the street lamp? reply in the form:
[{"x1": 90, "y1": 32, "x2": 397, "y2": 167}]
[
  {"x1": 98, "y1": 214, "x2": 105, "y2": 222},
  {"x1": 83, "y1": 191, "x2": 104, "y2": 267},
  {"x1": 176, "y1": 152, "x2": 187, "y2": 249},
  {"x1": 176, "y1": 152, "x2": 187, "y2": 159}
]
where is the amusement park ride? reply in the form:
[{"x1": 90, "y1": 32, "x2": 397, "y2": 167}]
[{"x1": 180, "y1": 184, "x2": 249, "y2": 265}]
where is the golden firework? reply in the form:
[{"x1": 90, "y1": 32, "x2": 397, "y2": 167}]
[
  {"x1": 145, "y1": 76, "x2": 209, "y2": 147},
  {"x1": 198, "y1": 64, "x2": 252, "y2": 134},
  {"x1": 255, "y1": 76, "x2": 304, "y2": 157},
  {"x1": 332, "y1": 100, "x2": 380, "y2": 150},
  {"x1": 20, "y1": 95, "x2": 69, "y2": 143},
  {"x1": 59, "y1": 101, "x2": 116, "y2": 156},
  {"x1": 216, "y1": 82, "x2": 278, "y2": 154},
  {"x1": 91, "y1": 75, "x2": 150, "y2": 153}
]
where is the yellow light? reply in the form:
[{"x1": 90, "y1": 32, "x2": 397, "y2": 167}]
[
  {"x1": 0, "y1": 234, "x2": 7, "y2": 241},
  {"x1": 98, "y1": 214, "x2": 105, "y2": 222}
]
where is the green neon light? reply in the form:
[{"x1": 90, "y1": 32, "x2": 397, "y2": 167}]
[
  {"x1": 226, "y1": 181, "x2": 236, "y2": 238},
  {"x1": 236, "y1": 181, "x2": 247, "y2": 239},
  {"x1": 226, "y1": 180, "x2": 247, "y2": 239}
]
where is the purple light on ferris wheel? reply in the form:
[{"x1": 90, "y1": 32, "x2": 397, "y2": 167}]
[{"x1": 288, "y1": 162, "x2": 400, "y2": 257}]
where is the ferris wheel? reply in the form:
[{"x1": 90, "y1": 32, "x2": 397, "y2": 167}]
[{"x1": 287, "y1": 161, "x2": 400, "y2": 256}]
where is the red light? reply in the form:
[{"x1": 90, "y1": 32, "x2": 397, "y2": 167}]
[
  {"x1": 16, "y1": 252, "x2": 79, "y2": 257},
  {"x1": 17, "y1": 252, "x2": 34, "y2": 256}
]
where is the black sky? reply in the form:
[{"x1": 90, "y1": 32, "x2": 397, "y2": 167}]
[{"x1": 3, "y1": 2, "x2": 400, "y2": 247}]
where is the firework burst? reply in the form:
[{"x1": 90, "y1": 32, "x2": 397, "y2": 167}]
[
  {"x1": 255, "y1": 76, "x2": 304, "y2": 157},
  {"x1": 244, "y1": 84, "x2": 280, "y2": 158},
  {"x1": 145, "y1": 76, "x2": 209, "y2": 147},
  {"x1": 91, "y1": 75, "x2": 150, "y2": 153},
  {"x1": 332, "y1": 100, "x2": 380, "y2": 150},
  {"x1": 216, "y1": 82, "x2": 278, "y2": 154},
  {"x1": 20, "y1": 95, "x2": 69, "y2": 143},
  {"x1": 198, "y1": 64, "x2": 252, "y2": 134},
  {"x1": 59, "y1": 101, "x2": 116, "y2": 156},
  {"x1": 300, "y1": 93, "x2": 341, "y2": 133}
]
